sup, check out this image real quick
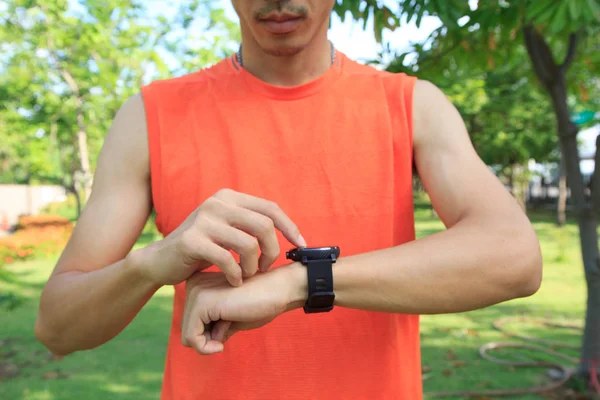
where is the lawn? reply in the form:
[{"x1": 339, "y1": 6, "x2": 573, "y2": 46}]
[{"x1": 0, "y1": 202, "x2": 588, "y2": 400}]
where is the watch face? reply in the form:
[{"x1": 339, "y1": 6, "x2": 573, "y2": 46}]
[{"x1": 286, "y1": 246, "x2": 340, "y2": 261}]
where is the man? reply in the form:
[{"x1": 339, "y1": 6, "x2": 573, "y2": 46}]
[{"x1": 35, "y1": 1, "x2": 543, "y2": 399}]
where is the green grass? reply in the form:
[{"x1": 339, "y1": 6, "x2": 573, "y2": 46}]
[
  {"x1": 0, "y1": 202, "x2": 588, "y2": 400},
  {"x1": 0, "y1": 260, "x2": 173, "y2": 400}
]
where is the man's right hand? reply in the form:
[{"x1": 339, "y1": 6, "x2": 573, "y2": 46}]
[{"x1": 135, "y1": 189, "x2": 307, "y2": 287}]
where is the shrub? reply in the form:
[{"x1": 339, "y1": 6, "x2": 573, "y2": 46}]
[
  {"x1": 17, "y1": 214, "x2": 71, "y2": 229},
  {"x1": 0, "y1": 215, "x2": 73, "y2": 268},
  {"x1": 40, "y1": 194, "x2": 79, "y2": 221}
]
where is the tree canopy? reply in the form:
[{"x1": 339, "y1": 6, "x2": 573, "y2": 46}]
[{"x1": 0, "y1": 0, "x2": 239, "y2": 207}]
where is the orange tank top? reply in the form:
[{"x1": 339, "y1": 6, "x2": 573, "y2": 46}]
[{"x1": 141, "y1": 51, "x2": 421, "y2": 400}]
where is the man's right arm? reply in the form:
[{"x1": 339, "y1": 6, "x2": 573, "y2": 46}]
[
  {"x1": 35, "y1": 93, "x2": 307, "y2": 356},
  {"x1": 35, "y1": 93, "x2": 160, "y2": 356}
]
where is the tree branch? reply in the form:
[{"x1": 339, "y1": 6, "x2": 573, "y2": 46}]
[
  {"x1": 523, "y1": 25, "x2": 558, "y2": 88},
  {"x1": 559, "y1": 33, "x2": 578, "y2": 73},
  {"x1": 40, "y1": 4, "x2": 82, "y2": 101}
]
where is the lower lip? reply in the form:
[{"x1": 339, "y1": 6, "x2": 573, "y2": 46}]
[{"x1": 260, "y1": 18, "x2": 302, "y2": 34}]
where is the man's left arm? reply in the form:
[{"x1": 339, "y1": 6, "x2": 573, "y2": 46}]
[
  {"x1": 181, "y1": 79, "x2": 543, "y2": 353},
  {"x1": 285, "y1": 79, "x2": 543, "y2": 314}
]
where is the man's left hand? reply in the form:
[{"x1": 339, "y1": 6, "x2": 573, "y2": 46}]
[{"x1": 181, "y1": 264, "x2": 306, "y2": 355}]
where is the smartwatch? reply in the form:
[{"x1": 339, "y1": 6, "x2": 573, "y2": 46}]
[{"x1": 285, "y1": 246, "x2": 340, "y2": 314}]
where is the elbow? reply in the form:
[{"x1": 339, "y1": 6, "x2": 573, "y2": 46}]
[
  {"x1": 35, "y1": 309, "x2": 74, "y2": 357},
  {"x1": 520, "y1": 249, "x2": 543, "y2": 298},
  {"x1": 507, "y1": 226, "x2": 543, "y2": 299}
]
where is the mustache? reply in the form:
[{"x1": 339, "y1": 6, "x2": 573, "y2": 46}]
[{"x1": 254, "y1": 1, "x2": 308, "y2": 19}]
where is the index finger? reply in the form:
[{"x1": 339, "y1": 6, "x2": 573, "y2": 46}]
[{"x1": 229, "y1": 192, "x2": 307, "y2": 248}]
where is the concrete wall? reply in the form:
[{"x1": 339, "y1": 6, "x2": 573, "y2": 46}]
[{"x1": 0, "y1": 184, "x2": 67, "y2": 228}]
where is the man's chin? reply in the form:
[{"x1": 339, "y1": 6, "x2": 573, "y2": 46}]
[{"x1": 259, "y1": 41, "x2": 305, "y2": 57}]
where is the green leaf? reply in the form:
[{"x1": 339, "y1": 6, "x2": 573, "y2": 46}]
[
  {"x1": 568, "y1": 0, "x2": 580, "y2": 20},
  {"x1": 585, "y1": 0, "x2": 600, "y2": 17},
  {"x1": 526, "y1": 0, "x2": 554, "y2": 22},
  {"x1": 550, "y1": 1, "x2": 569, "y2": 33}
]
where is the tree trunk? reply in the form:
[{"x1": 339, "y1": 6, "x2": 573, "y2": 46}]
[
  {"x1": 45, "y1": 28, "x2": 93, "y2": 204},
  {"x1": 74, "y1": 189, "x2": 81, "y2": 219},
  {"x1": 66, "y1": 185, "x2": 82, "y2": 219},
  {"x1": 76, "y1": 107, "x2": 92, "y2": 203},
  {"x1": 524, "y1": 27, "x2": 600, "y2": 382},
  {"x1": 67, "y1": 141, "x2": 82, "y2": 219},
  {"x1": 511, "y1": 163, "x2": 528, "y2": 213},
  {"x1": 549, "y1": 80, "x2": 600, "y2": 380},
  {"x1": 557, "y1": 156, "x2": 567, "y2": 226}
]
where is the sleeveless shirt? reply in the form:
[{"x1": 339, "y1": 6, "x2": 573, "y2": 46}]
[{"x1": 141, "y1": 51, "x2": 422, "y2": 400}]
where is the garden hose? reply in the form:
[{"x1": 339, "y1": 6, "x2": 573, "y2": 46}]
[{"x1": 424, "y1": 316, "x2": 596, "y2": 398}]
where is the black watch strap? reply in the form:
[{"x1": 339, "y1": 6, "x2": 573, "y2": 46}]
[{"x1": 304, "y1": 259, "x2": 335, "y2": 313}]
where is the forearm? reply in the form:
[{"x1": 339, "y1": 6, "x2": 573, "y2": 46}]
[
  {"x1": 288, "y1": 216, "x2": 542, "y2": 315},
  {"x1": 35, "y1": 253, "x2": 161, "y2": 356},
  {"x1": 334, "y1": 217, "x2": 541, "y2": 314}
]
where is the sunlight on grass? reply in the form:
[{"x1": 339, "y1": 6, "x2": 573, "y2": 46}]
[
  {"x1": 103, "y1": 383, "x2": 140, "y2": 394},
  {"x1": 0, "y1": 200, "x2": 589, "y2": 400},
  {"x1": 134, "y1": 371, "x2": 165, "y2": 383},
  {"x1": 20, "y1": 391, "x2": 54, "y2": 400}
]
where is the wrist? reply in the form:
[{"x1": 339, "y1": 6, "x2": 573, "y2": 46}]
[
  {"x1": 281, "y1": 262, "x2": 308, "y2": 311},
  {"x1": 126, "y1": 244, "x2": 163, "y2": 290}
]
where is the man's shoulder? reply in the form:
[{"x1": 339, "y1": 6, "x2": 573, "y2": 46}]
[
  {"x1": 340, "y1": 55, "x2": 448, "y2": 111},
  {"x1": 412, "y1": 79, "x2": 453, "y2": 119}
]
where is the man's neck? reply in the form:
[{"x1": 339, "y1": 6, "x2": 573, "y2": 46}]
[{"x1": 238, "y1": 34, "x2": 333, "y2": 87}]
